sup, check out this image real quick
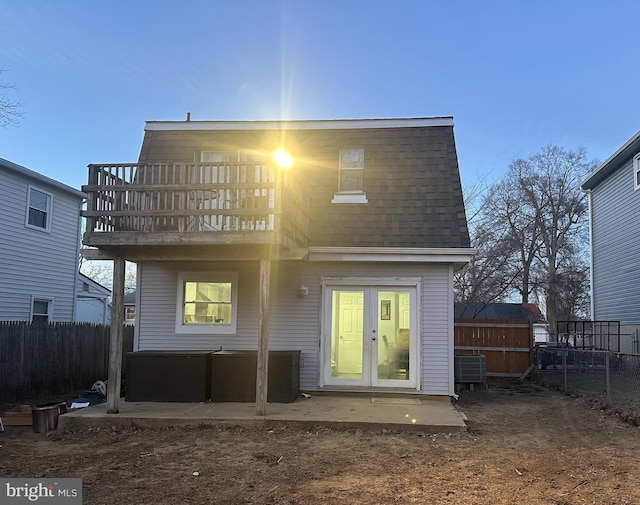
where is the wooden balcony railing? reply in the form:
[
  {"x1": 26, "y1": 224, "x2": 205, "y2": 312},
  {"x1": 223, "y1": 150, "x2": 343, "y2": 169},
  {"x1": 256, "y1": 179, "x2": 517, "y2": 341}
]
[{"x1": 81, "y1": 163, "x2": 310, "y2": 250}]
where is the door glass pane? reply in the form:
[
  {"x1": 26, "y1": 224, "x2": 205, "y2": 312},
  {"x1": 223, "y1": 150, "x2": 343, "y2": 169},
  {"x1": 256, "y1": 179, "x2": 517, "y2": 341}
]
[
  {"x1": 331, "y1": 290, "x2": 364, "y2": 379},
  {"x1": 377, "y1": 291, "x2": 411, "y2": 381}
]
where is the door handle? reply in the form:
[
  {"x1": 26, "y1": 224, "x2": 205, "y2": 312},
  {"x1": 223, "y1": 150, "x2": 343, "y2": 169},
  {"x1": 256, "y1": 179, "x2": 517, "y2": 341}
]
[{"x1": 372, "y1": 335, "x2": 377, "y2": 341}]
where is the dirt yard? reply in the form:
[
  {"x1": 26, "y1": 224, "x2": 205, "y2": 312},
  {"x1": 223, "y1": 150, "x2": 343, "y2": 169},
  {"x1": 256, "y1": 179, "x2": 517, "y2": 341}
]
[{"x1": 2, "y1": 382, "x2": 640, "y2": 504}]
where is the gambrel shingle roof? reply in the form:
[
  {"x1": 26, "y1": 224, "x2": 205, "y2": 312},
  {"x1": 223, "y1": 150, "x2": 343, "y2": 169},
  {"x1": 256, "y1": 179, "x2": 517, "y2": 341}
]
[{"x1": 138, "y1": 117, "x2": 470, "y2": 249}]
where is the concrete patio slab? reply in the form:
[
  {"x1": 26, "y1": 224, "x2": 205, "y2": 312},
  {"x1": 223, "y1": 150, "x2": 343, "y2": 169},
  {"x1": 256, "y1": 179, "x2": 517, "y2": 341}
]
[{"x1": 59, "y1": 395, "x2": 466, "y2": 433}]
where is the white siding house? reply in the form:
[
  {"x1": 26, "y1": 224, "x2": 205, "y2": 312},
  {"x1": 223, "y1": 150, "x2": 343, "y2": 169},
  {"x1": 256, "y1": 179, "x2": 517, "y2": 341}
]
[{"x1": 0, "y1": 158, "x2": 85, "y2": 322}]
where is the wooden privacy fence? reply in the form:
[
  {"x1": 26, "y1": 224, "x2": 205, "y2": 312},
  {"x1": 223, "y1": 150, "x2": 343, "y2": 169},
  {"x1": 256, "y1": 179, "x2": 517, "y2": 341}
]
[
  {"x1": 454, "y1": 318, "x2": 533, "y2": 377},
  {"x1": 0, "y1": 322, "x2": 134, "y2": 404}
]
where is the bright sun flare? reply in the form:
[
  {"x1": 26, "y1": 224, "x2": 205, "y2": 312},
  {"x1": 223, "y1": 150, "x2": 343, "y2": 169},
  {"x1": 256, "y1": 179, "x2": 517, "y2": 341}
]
[{"x1": 273, "y1": 148, "x2": 293, "y2": 169}]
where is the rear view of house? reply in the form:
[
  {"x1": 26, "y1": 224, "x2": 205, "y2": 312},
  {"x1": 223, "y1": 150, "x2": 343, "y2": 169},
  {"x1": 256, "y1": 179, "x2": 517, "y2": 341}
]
[
  {"x1": 0, "y1": 158, "x2": 85, "y2": 322},
  {"x1": 82, "y1": 117, "x2": 473, "y2": 402}
]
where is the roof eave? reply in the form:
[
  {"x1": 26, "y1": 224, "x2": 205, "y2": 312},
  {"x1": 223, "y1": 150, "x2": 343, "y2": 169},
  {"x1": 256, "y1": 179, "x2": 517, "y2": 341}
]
[
  {"x1": 144, "y1": 117, "x2": 455, "y2": 132},
  {"x1": 581, "y1": 131, "x2": 640, "y2": 191},
  {"x1": 0, "y1": 157, "x2": 86, "y2": 199}
]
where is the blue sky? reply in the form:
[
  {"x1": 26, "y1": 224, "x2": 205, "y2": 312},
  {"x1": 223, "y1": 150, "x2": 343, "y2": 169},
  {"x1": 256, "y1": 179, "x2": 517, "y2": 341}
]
[{"x1": 1, "y1": 1, "x2": 638, "y2": 192}]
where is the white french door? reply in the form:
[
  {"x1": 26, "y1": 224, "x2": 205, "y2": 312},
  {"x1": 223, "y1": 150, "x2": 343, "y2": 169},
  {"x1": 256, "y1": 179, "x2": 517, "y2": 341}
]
[{"x1": 322, "y1": 280, "x2": 419, "y2": 388}]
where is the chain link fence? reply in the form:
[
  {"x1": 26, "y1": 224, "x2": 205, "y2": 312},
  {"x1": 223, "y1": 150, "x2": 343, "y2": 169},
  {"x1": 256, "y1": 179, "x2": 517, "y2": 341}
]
[{"x1": 535, "y1": 346, "x2": 640, "y2": 412}]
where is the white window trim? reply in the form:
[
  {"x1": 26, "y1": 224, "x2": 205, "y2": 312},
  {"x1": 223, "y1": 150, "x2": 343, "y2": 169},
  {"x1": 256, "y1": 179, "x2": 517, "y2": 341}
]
[
  {"x1": 175, "y1": 272, "x2": 238, "y2": 334},
  {"x1": 30, "y1": 296, "x2": 54, "y2": 323},
  {"x1": 331, "y1": 193, "x2": 369, "y2": 204},
  {"x1": 25, "y1": 185, "x2": 53, "y2": 232},
  {"x1": 634, "y1": 153, "x2": 640, "y2": 191}
]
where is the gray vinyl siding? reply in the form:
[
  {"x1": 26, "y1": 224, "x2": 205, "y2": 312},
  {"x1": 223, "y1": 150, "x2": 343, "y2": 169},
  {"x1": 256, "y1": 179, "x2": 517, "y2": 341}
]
[
  {"x1": 421, "y1": 265, "x2": 453, "y2": 395},
  {"x1": 590, "y1": 158, "x2": 640, "y2": 324},
  {"x1": 137, "y1": 261, "x2": 455, "y2": 395},
  {"x1": 0, "y1": 168, "x2": 83, "y2": 321}
]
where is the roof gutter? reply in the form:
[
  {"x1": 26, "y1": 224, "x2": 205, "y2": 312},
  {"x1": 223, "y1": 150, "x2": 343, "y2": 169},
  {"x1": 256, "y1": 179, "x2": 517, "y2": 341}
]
[
  {"x1": 0, "y1": 157, "x2": 85, "y2": 199},
  {"x1": 145, "y1": 117, "x2": 454, "y2": 132},
  {"x1": 581, "y1": 131, "x2": 640, "y2": 190},
  {"x1": 307, "y1": 247, "x2": 476, "y2": 265}
]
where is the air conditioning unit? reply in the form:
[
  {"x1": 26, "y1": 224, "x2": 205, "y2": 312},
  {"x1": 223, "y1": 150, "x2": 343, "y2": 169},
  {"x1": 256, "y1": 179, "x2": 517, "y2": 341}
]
[{"x1": 454, "y1": 355, "x2": 487, "y2": 384}]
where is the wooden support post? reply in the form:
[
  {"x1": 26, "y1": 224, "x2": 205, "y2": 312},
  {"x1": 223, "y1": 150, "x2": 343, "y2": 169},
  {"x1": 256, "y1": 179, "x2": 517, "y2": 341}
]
[
  {"x1": 106, "y1": 258, "x2": 125, "y2": 414},
  {"x1": 256, "y1": 257, "x2": 271, "y2": 416}
]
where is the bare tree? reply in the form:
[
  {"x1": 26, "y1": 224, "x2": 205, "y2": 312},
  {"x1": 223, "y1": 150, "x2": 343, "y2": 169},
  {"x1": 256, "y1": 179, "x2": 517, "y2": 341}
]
[
  {"x1": 454, "y1": 218, "x2": 521, "y2": 313},
  {"x1": 455, "y1": 174, "x2": 523, "y2": 312},
  {"x1": 458, "y1": 145, "x2": 595, "y2": 329},
  {"x1": 80, "y1": 256, "x2": 137, "y2": 294},
  {"x1": 0, "y1": 68, "x2": 23, "y2": 128},
  {"x1": 483, "y1": 172, "x2": 541, "y2": 304},
  {"x1": 512, "y1": 146, "x2": 595, "y2": 332}
]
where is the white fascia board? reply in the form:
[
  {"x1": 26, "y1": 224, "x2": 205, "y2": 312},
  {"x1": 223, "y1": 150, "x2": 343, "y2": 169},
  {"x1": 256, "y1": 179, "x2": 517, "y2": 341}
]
[
  {"x1": 77, "y1": 293, "x2": 110, "y2": 300},
  {"x1": 145, "y1": 117, "x2": 454, "y2": 132},
  {"x1": 307, "y1": 247, "x2": 476, "y2": 263},
  {"x1": 77, "y1": 273, "x2": 112, "y2": 295},
  {"x1": 581, "y1": 130, "x2": 640, "y2": 190}
]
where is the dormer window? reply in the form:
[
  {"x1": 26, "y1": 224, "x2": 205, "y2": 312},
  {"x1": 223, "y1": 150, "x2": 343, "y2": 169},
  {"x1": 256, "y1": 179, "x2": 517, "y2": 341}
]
[
  {"x1": 332, "y1": 148, "x2": 368, "y2": 204},
  {"x1": 338, "y1": 148, "x2": 364, "y2": 192},
  {"x1": 634, "y1": 153, "x2": 640, "y2": 190}
]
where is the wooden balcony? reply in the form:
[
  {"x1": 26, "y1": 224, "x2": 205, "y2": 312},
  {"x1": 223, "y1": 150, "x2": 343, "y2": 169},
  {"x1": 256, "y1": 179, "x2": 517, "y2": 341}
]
[{"x1": 81, "y1": 163, "x2": 310, "y2": 257}]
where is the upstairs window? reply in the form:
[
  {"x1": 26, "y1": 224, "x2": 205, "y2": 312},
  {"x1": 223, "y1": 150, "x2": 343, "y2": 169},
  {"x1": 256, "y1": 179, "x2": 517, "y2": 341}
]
[
  {"x1": 201, "y1": 151, "x2": 232, "y2": 163},
  {"x1": 26, "y1": 187, "x2": 52, "y2": 232},
  {"x1": 338, "y1": 148, "x2": 364, "y2": 193},
  {"x1": 332, "y1": 148, "x2": 368, "y2": 203},
  {"x1": 176, "y1": 272, "x2": 238, "y2": 334},
  {"x1": 635, "y1": 153, "x2": 640, "y2": 190}
]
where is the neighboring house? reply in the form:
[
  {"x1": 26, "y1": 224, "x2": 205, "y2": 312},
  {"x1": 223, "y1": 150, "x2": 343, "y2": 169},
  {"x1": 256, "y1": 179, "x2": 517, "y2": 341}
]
[
  {"x1": 0, "y1": 158, "x2": 85, "y2": 322},
  {"x1": 455, "y1": 302, "x2": 549, "y2": 345},
  {"x1": 81, "y1": 117, "x2": 474, "y2": 398},
  {"x1": 580, "y1": 131, "x2": 640, "y2": 343},
  {"x1": 75, "y1": 273, "x2": 111, "y2": 324}
]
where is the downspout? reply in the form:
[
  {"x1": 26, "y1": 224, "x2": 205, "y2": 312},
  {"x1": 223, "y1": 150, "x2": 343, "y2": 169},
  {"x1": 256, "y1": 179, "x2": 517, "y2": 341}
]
[
  {"x1": 448, "y1": 264, "x2": 456, "y2": 398},
  {"x1": 586, "y1": 190, "x2": 595, "y2": 321},
  {"x1": 133, "y1": 262, "x2": 141, "y2": 351},
  {"x1": 72, "y1": 199, "x2": 84, "y2": 322},
  {"x1": 103, "y1": 295, "x2": 108, "y2": 324}
]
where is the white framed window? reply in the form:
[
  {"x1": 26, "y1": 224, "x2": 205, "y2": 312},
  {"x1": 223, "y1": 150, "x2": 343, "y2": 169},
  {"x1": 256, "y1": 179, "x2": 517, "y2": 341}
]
[
  {"x1": 200, "y1": 150, "x2": 265, "y2": 163},
  {"x1": 338, "y1": 148, "x2": 364, "y2": 192},
  {"x1": 175, "y1": 272, "x2": 238, "y2": 334},
  {"x1": 25, "y1": 186, "x2": 53, "y2": 232},
  {"x1": 634, "y1": 153, "x2": 640, "y2": 190},
  {"x1": 31, "y1": 297, "x2": 53, "y2": 324},
  {"x1": 332, "y1": 149, "x2": 368, "y2": 203},
  {"x1": 201, "y1": 151, "x2": 232, "y2": 163}
]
